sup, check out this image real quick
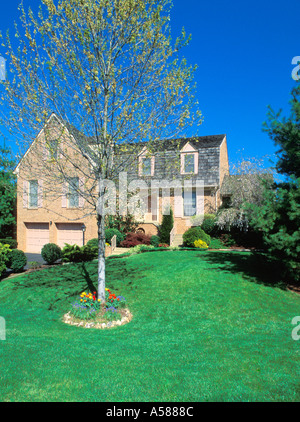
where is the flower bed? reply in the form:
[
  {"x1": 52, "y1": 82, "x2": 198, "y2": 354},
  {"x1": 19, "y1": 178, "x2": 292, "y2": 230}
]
[{"x1": 63, "y1": 288, "x2": 132, "y2": 329}]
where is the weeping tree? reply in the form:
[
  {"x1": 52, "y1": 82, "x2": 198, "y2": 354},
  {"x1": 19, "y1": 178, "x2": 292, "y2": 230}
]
[{"x1": 0, "y1": 0, "x2": 202, "y2": 301}]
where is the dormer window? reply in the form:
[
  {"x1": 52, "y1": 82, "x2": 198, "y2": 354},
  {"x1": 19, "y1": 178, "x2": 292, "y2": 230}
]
[
  {"x1": 142, "y1": 157, "x2": 151, "y2": 176},
  {"x1": 139, "y1": 148, "x2": 155, "y2": 176},
  {"x1": 184, "y1": 154, "x2": 195, "y2": 173},
  {"x1": 180, "y1": 142, "x2": 198, "y2": 175}
]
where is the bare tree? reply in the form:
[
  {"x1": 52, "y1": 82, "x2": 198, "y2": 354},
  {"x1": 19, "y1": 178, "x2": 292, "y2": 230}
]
[{"x1": 0, "y1": 0, "x2": 202, "y2": 300}]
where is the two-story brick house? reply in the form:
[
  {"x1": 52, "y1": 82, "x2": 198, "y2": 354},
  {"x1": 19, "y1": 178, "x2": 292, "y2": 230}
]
[{"x1": 14, "y1": 113, "x2": 229, "y2": 252}]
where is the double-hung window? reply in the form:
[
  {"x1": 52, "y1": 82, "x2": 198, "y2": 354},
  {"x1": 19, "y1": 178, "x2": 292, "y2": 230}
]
[
  {"x1": 184, "y1": 154, "x2": 195, "y2": 173},
  {"x1": 68, "y1": 177, "x2": 79, "y2": 208},
  {"x1": 29, "y1": 180, "x2": 38, "y2": 208},
  {"x1": 142, "y1": 157, "x2": 152, "y2": 176},
  {"x1": 183, "y1": 190, "x2": 196, "y2": 217}
]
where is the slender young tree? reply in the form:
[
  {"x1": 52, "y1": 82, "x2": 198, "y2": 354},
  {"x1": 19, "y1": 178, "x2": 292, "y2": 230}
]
[{"x1": 0, "y1": 0, "x2": 202, "y2": 300}]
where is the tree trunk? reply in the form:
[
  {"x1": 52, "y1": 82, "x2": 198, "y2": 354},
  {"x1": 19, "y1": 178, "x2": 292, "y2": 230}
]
[{"x1": 97, "y1": 212, "x2": 106, "y2": 302}]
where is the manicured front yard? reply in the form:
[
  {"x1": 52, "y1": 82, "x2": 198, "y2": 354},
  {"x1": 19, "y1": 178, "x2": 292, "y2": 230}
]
[{"x1": 0, "y1": 250, "x2": 299, "y2": 402}]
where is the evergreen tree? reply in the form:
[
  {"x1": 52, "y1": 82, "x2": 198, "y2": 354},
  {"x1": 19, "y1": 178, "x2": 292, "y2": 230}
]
[
  {"x1": 0, "y1": 146, "x2": 16, "y2": 238},
  {"x1": 250, "y1": 83, "x2": 300, "y2": 282},
  {"x1": 263, "y1": 84, "x2": 300, "y2": 178},
  {"x1": 159, "y1": 207, "x2": 174, "y2": 244}
]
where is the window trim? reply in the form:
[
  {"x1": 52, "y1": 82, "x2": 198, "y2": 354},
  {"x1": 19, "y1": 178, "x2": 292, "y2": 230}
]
[
  {"x1": 28, "y1": 180, "x2": 39, "y2": 209},
  {"x1": 183, "y1": 189, "x2": 197, "y2": 217},
  {"x1": 138, "y1": 148, "x2": 155, "y2": 177},
  {"x1": 67, "y1": 177, "x2": 80, "y2": 208},
  {"x1": 180, "y1": 142, "x2": 198, "y2": 175}
]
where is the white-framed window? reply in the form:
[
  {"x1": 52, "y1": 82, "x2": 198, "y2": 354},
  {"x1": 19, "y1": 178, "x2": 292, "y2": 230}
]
[
  {"x1": 139, "y1": 148, "x2": 155, "y2": 176},
  {"x1": 183, "y1": 189, "x2": 197, "y2": 217},
  {"x1": 142, "y1": 157, "x2": 152, "y2": 176},
  {"x1": 28, "y1": 180, "x2": 38, "y2": 208},
  {"x1": 180, "y1": 142, "x2": 198, "y2": 175},
  {"x1": 68, "y1": 177, "x2": 79, "y2": 208},
  {"x1": 184, "y1": 154, "x2": 195, "y2": 173}
]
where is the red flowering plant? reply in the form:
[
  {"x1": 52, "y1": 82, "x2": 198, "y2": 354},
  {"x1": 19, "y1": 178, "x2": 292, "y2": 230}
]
[
  {"x1": 105, "y1": 288, "x2": 127, "y2": 321},
  {"x1": 69, "y1": 288, "x2": 126, "y2": 322},
  {"x1": 158, "y1": 243, "x2": 169, "y2": 248}
]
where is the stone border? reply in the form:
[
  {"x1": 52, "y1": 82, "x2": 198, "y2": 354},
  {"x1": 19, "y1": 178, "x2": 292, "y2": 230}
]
[{"x1": 62, "y1": 308, "x2": 132, "y2": 329}]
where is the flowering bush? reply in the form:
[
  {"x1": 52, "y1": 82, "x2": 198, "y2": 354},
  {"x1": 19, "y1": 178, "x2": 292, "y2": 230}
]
[
  {"x1": 70, "y1": 288, "x2": 126, "y2": 322},
  {"x1": 158, "y1": 243, "x2": 169, "y2": 248},
  {"x1": 194, "y1": 239, "x2": 208, "y2": 249}
]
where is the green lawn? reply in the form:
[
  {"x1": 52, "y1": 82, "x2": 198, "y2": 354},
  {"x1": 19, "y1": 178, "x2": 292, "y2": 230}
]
[{"x1": 0, "y1": 250, "x2": 299, "y2": 402}]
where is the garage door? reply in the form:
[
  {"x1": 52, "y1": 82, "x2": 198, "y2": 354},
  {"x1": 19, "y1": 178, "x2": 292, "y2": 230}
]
[
  {"x1": 56, "y1": 223, "x2": 83, "y2": 248},
  {"x1": 26, "y1": 223, "x2": 50, "y2": 253}
]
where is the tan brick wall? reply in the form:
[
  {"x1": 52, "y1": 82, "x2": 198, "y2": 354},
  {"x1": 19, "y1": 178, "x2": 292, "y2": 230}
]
[
  {"x1": 219, "y1": 136, "x2": 230, "y2": 188},
  {"x1": 15, "y1": 116, "x2": 229, "y2": 251}
]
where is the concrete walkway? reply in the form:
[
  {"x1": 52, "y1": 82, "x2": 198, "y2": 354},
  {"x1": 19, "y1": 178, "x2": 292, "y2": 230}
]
[{"x1": 108, "y1": 247, "x2": 129, "y2": 256}]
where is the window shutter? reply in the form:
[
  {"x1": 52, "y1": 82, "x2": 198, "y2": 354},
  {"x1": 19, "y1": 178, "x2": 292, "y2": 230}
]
[
  {"x1": 62, "y1": 182, "x2": 67, "y2": 208},
  {"x1": 79, "y1": 177, "x2": 85, "y2": 208},
  {"x1": 38, "y1": 180, "x2": 43, "y2": 208},
  {"x1": 174, "y1": 189, "x2": 183, "y2": 218},
  {"x1": 23, "y1": 181, "x2": 28, "y2": 209}
]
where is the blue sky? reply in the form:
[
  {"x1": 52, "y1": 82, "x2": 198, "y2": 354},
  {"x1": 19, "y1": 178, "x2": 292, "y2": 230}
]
[{"x1": 0, "y1": 0, "x2": 299, "y2": 170}]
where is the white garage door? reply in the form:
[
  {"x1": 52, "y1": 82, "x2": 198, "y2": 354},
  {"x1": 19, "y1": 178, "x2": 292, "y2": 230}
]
[
  {"x1": 26, "y1": 223, "x2": 50, "y2": 253},
  {"x1": 56, "y1": 223, "x2": 83, "y2": 248}
]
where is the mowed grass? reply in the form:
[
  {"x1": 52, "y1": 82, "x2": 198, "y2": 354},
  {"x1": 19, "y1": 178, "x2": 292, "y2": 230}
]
[{"x1": 0, "y1": 250, "x2": 299, "y2": 402}]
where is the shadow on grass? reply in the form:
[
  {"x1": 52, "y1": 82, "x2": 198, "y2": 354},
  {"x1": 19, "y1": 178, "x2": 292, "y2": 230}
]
[{"x1": 200, "y1": 251, "x2": 287, "y2": 289}]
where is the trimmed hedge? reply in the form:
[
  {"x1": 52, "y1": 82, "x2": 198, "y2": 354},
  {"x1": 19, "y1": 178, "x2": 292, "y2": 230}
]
[
  {"x1": 8, "y1": 249, "x2": 27, "y2": 273},
  {"x1": 183, "y1": 227, "x2": 211, "y2": 248},
  {"x1": 41, "y1": 243, "x2": 62, "y2": 264}
]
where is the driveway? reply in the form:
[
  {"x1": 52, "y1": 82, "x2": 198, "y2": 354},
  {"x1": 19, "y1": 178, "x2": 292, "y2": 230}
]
[{"x1": 25, "y1": 253, "x2": 46, "y2": 269}]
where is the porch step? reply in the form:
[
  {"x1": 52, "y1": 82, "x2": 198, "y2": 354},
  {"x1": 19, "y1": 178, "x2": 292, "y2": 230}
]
[{"x1": 171, "y1": 234, "x2": 183, "y2": 247}]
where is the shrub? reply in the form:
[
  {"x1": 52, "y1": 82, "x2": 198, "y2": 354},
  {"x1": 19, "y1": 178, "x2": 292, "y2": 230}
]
[
  {"x1": 105, "y1": 214, "x2": 138, "y2": 236},
  {"x1": 150, "y1": 235, "x2": 160, "y2": 247},
  {"x1": 120, "y1": 232, "x2": 151, "y2": 248},
  {"x1": 80, "y1": 244, "x2": 98, "y2": 261},
  {"x1": 105, "y1": 228, "x2": 124, "y2": 246},
  {"x1": 0, "y1": 238, "x2": 17, "y2": 249},
  {"x1": 194, "y1": 239, "x2": 208, "y2": 249},
  {"x1": 190, "y1": 214, "x2": 218, "y2": 236},
  {"x1": 158, "y1": 243, "x2": 169, "y2": 248},
  {"x1": 41, "y1": 243, "x2": 62, "y2": 264},
  {"x1": 86, "y1": 238, "x2": 98, "y2": 249},
  {"x1": 159, "y1": 207, "x2": 174, "y2": 244},
  {"x1": 183, "y1": 227, "x2": 211, "y2": 248},
  {"x1": 209, "y1": 237, "x2": 227, "y2": 249},
  {"x1": 128, "y1": 244, "x2": 154, "y2": 255},
  {"x1": 0, "y1": 243, "x2": 11, "y2": 275},
  {"x1": 62, "y1": 243, "x2": 98, "y2": 263},
  {"x1": 218, "y1": 233, "x2": 236, "y2": 247},
  {"x1": 28, "y1": 261, "x2": 42, "y2": 270},
  {"x1": 9, "y1": 249, "x2": 27, "y2": 273},
  {"x1": 200, "y1": 214, "x2": 218, "y2": 235},
  {"x1": 62, "y1": 244, "x2": 83, "y2": 263}
]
